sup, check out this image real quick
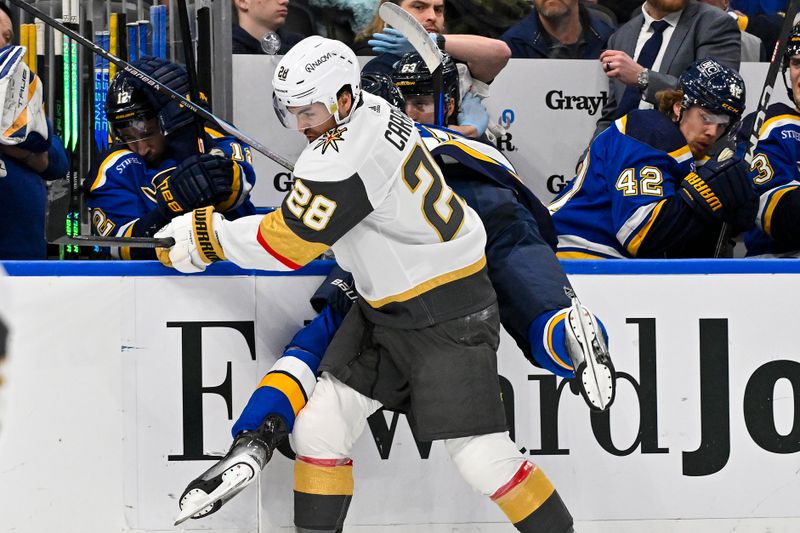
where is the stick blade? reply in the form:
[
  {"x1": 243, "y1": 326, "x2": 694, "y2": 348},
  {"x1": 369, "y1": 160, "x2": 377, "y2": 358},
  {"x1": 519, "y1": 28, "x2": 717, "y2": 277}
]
[
  {"x1": 50, "y1": 235, "x2": 175, "y2": 248},
  {"x1": 378, "y1": 3, "x2": 442, "y2": 73}
]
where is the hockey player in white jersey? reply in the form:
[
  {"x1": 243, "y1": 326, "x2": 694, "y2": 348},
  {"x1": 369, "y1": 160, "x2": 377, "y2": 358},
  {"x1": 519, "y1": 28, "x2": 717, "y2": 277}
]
[{"x1": 159, "y1": 36, "x2": 574, "y2": 532}]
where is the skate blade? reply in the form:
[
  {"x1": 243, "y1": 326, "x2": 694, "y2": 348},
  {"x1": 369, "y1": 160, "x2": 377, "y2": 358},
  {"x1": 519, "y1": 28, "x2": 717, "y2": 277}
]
[
  {"x1": 174, "y1": 462, "x2": 257, "y2": 526},
  {"x1": 569, "y1": 305, "x2": 616, "y2": 411}
]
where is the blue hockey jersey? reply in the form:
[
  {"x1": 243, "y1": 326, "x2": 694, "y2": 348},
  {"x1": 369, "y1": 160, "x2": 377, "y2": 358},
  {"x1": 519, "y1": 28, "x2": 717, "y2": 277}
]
[
  {"x1": 737, "y1": 102, "x2": 800, "y2": 256},
  {"x1": 551, "y1": 109, "x2": 696, "y2": 258},
  {"x1": 83, "y1": 127, "x2": 257, "y2": 259}
]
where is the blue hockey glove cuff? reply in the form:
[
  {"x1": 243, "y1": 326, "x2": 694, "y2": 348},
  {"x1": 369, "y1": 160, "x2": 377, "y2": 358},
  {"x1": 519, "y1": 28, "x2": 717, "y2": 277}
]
[
  {"x1": 529, "y1": 308, "x2": 609, "y2": 379},
  {"x1": 529, "y1": 309, "x2": 576, "y2": 378}
]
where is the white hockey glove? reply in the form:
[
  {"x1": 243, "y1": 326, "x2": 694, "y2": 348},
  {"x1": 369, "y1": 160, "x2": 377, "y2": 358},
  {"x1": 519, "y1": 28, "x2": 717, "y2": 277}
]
[
  {"x1": 155, "y1": 206, "x2": 226, "y2": 273},
  {"x1": 0, "y1": 46, "x2": 49, "y2": 149}
]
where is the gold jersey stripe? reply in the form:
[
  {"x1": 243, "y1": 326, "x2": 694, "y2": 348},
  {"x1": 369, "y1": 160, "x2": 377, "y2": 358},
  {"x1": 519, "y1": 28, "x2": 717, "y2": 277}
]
[
  {"x1": 294, "y1": 459, "x2": 354, "y2": 496},
  {"x1": 494, "y1": 466, "x2": 555, "y2": 524},
  {"x1": 556, "y1": 251, "x2": 606, "y2": 259},
  {"x1": 616, "y1": 115, "x2": 628, "y2": 134},
  {"x1": 258, "y1": 210, "x2": 329, "y2": 268},
  {"x1": 668, "y1": 145, "x2": 692, "y2": 162},
  {"x1": 365, "y1": 256, "x2": 487, "y2": 308},
  {"x1": 90, "y1": 149, "x2": 130, "y2": 192},
  {"x1": 439, "y1": 140, "x2": 519, "y2": 179},
  {"x1": 626, "y1": 199, "x2": 667, "y2": 257},
  {"x1": 546, "y1": 311, "x2": 575, "y2": 371},
  {"x1": 259, "y1": 372, "x2": 307, "y2": 415},
  {"x1": 764, "y1": 186, "x2": 799, "y2": 237},
  {"x1": 120, "y1": 224, "x2": 135, "y2": 261},
  {"x1": 204, "y1": 126, "x2": 224, "y2": 138},
  {"x1": 760, "y1": 114, "x2": 800, "y2": 138}
]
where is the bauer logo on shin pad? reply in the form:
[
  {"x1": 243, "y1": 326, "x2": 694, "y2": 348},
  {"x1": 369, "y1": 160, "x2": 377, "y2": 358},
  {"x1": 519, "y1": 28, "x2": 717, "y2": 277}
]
[{"x1": 564, "y1": 287, "x2": 616, "y2": 411}]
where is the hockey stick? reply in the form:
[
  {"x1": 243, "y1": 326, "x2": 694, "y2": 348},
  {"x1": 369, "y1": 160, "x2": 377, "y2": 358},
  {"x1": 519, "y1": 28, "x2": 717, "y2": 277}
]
[
  {"x1": 6, "y1": 0, "x2": 295, "y2": 172},
  {"x1": 714, "y1": 0, "x2": 800, "y2": 257},
  {"x1": 175, "y1": 0, "x2": 206, "y2": 152},
  {"x1": 52, "y1": 235, "x2": 175, "y2": 248},
  {"x1": 378, "y1": 3, "x2": 446, "y2": 125}
]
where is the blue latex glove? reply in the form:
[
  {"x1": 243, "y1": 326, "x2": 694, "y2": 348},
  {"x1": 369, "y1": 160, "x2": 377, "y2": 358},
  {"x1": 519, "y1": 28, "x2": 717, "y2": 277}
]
[
  {"x1": 368, "y1": 27, "x2": 436, "y2": 56},
  {"x1": 457, "y1": 92, "x2": 490, "y2": 136}
]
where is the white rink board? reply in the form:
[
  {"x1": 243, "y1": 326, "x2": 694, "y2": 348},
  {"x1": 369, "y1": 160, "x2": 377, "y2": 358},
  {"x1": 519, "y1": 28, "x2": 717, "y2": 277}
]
[
  {"x1": 233, "y1": 59, "x2": 789, "y2": 208},
  {"x1": 0, "y1": 261, "x2": 799, "y2": 533}
]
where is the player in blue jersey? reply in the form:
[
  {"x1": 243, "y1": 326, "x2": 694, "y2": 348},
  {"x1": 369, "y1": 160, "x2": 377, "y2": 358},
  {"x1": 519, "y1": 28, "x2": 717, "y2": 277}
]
[
  {"x1": 83, "y1": 57, "x2": 256, "y2": 260},
  {"x1": 736, "y1": 24, "x2": 800, "y2": 256},
  {"x1": 173, "y1": 63, "x2": 612, "y2": 533},
  {"x1": 551, "y1": 58, "x2": 758, "y2": 259}
]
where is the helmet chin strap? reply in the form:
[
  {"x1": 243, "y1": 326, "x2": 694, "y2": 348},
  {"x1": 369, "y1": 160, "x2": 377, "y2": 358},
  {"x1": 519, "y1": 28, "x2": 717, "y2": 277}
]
[{"x1": 333, "y1": 93, "x2": 362, "y2": 127}]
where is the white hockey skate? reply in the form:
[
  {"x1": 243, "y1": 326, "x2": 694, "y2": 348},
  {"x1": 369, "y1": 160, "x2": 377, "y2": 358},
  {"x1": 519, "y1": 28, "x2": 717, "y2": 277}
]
[
  {"x1": 174, "y1": 415, "x2": 287, "y2": 525},
  {"x1": 564, "y1": 287, "x2": 616, "y2": 411}
]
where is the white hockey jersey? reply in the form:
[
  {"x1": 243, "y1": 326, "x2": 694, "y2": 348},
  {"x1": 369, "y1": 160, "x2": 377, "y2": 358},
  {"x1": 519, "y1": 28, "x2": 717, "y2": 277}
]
[{"x1": 217, "y1": 92, "x2": 494, "y2": 327}]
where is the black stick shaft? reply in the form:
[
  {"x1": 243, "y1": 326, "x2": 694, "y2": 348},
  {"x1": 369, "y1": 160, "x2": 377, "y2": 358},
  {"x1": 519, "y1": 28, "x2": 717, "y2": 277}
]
[
  {"x1": 714, "y1": 0, "x2": 800, "y2": 257},
  {"x1": 6, "y1": 0, "x2": 294, "y2": 171},
  {"x1": 175, "y1": 0, "x2": 205, "y2": 152}
]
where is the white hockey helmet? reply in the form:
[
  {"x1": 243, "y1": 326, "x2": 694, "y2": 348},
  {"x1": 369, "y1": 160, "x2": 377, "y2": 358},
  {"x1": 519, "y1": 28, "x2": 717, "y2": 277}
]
[{"x1": 272, "y1": 36, "x2": 362, "y2": 130}]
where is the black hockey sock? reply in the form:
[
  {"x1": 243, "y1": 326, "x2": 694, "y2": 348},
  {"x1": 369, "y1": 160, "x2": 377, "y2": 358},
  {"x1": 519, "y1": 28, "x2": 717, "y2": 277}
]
[{"x1": 293, "y1": 456, "x2": 353, "y2": 531}]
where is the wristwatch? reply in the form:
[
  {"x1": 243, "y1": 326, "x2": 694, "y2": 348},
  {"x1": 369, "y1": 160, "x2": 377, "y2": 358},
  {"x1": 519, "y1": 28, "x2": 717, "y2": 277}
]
[
  {"x1": 637, "y1": 69, "x2": 650, "y2": 92},
  {"x1": 435, "y1": 33, "x2": 446, "y2": 51}
]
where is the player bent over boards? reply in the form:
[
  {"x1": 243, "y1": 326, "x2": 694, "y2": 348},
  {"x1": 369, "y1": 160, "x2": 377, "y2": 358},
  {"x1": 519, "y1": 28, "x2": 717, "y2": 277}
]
[{"x1": 157, "y1": 36, "x2": 576, "y2": 531}]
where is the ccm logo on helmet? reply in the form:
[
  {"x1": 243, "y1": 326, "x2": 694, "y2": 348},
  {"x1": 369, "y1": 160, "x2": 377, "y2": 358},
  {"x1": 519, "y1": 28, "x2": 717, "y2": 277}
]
[
  {"x1": 305, "y1": 52, "x2": 334, "y2": 73},
  {"x1": 722, "y1": 103, "x2": 740, "y2": 114}
]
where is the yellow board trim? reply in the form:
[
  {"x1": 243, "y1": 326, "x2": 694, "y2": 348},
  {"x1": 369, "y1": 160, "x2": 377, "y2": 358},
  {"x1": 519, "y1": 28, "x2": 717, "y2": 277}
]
[
  {"x1": 294, "y1": 460, "x2": 354, "y2": 496},
  {"x1": 626, "y1": 199, "x2": 667, "y2": 257},
  {"x1": 556, "y1": 251, "x2": 606, "y2": 259},
  {"x1": 764, "y1": 186, "x2": 799, "y2": 237},
  {"x1": 365, "y1": 256, "x2": 487, "y2": 308},
  {"x1": 495, "y1": 467, "x2": 555, "y2": 524},
  {"x1": 259, "y1": 372, "x2": 306, "y2": 415},
  {"x1": 258, "y1": 209, "x2": 329, "y2": 267}
]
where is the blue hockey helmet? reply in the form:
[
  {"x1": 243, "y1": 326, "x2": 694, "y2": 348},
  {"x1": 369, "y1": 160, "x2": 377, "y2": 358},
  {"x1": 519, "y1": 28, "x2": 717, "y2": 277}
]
[
  {"x1": 679, "y1": 58, "x2": 746, "y2": 123},
  {"x1": 391, "y1": 51, "x2": 460, "y2": 112},
  {"x1": 360, "y1": 72, "x2": 406, "y2": 108},
  {"x1": 107, "y1": 56, "x2": 200, "y2": 140},
  {"x1": 105, "y1": 74, "x2": 160, "y2": 142},
  {"x1": 782, "y1": 24, "x2": 800, "y2": 103}
]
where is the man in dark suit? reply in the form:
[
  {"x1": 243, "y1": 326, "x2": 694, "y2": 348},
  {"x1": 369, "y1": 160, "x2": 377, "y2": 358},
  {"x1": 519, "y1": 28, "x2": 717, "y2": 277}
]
[
  {"x1": 500, "y1": 0, "x2": 616, "y2": 59},
  {"x1": 592, "y1": 0, "x2": 741, "y2": 139}
]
